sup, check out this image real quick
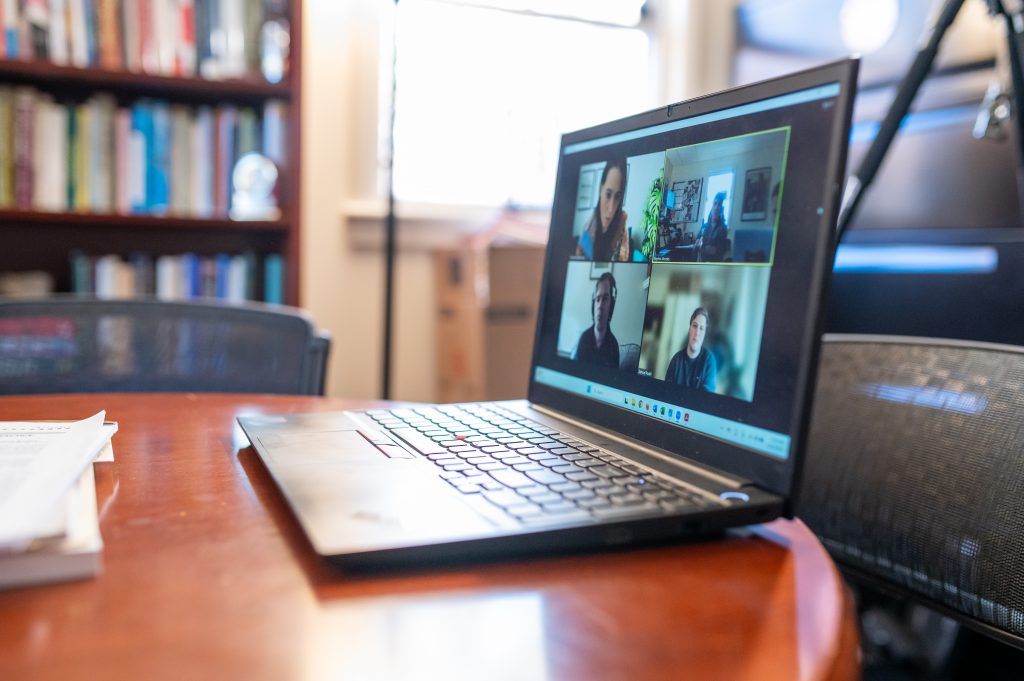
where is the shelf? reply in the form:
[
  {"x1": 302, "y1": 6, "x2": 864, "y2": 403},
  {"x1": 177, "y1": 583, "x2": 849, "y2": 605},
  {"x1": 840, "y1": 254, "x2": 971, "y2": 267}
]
[
  {"x1": 0, "y1": 59, "x2": 292, "y2": 103},
  {"x1": 0, "y1": 0, "x2": 302, "y2": 304},
  {"x1": 0, "y1": 209, "x2": 290, "y2": 232}
]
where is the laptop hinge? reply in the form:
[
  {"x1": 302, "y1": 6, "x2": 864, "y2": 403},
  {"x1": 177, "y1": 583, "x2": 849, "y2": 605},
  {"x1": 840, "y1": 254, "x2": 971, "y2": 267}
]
[{"x1": 530, "y1": 404, "x2": 749, "y2": 490}]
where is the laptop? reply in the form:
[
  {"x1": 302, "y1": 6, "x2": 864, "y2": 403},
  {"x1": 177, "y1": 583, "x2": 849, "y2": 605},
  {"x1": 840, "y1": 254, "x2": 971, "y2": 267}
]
[{"x1": 238, "y1": 59, "x2": 859, "y2": 569}]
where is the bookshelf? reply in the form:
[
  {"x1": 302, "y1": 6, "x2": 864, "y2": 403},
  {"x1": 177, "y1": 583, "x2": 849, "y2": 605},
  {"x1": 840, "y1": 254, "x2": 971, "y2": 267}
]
[{"x1": 0, "y1": 0, "x2": 303, "y2": 305}]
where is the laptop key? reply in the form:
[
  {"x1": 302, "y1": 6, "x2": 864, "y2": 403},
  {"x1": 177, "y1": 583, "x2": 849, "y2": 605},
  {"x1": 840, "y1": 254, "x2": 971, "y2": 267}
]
[
  {"x1": 525, "y1": 469, "x2": 567, "y2": 485},
  {"x1": 481, "y1": 489, "x2": 526, "y2": 508},
  {"x1": 489, "y1": 469, "x2": 534, "y2": 488},
  {"x1": 478, "y1": 462, "x2": 509, "y2": 472},
  {"x1": 581, "y1": 479, "x2": 611, "y2": 490},
  {"x1": 508, "y1": 504, "x2": 545, "y2": 519},
  {"x1": 590, "y1": 465, "x2": 623, "y2": 478},
  {"x1": 390, "y1": 428, "x2": 447, "y2": 455},
  {"x1": 442, "y1": 463, "x2": 472, "y2": 472},
  {"x1": 609, "y1": 493, "x2": 646, "y2": 506}
]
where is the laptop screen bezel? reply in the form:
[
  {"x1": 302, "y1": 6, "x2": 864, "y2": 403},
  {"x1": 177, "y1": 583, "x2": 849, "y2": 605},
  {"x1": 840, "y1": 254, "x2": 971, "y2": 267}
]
[{"x1": 526, "y1": 59, "x2": 859, "y2": 499}]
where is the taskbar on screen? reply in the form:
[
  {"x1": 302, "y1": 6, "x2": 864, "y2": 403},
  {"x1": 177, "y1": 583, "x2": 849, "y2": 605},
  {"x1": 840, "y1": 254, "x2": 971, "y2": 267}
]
[{"x1": 533, "y1": 367, "x2": 790, "y2": 460}]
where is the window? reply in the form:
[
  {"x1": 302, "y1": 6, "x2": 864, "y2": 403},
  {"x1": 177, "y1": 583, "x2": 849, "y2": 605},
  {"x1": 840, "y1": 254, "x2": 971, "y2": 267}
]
[
  {"x1": 703, "y1": 171, "x2": 735, "y2": 224},
  {"x1": 383, "y1": 0, "x2": 653, "y2": 208}
]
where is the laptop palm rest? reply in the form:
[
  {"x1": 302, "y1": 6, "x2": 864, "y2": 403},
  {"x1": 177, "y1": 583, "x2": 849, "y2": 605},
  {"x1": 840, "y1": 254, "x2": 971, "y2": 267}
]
[{"x1": 253, "y1": 427, "x2": 502, "y2": 555}]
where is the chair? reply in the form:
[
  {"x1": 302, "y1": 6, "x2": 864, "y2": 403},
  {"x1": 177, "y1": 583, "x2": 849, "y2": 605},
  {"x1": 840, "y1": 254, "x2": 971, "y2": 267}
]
[
  {"x1": 618, "y1": 342, "x2": 640, "y2": 372},
  {"x1": 0, "y1": 297, "x2": 331, "y2": 395},
  {"x1": 798, "y1": 334, "x2": 1024, "y2": 661}
]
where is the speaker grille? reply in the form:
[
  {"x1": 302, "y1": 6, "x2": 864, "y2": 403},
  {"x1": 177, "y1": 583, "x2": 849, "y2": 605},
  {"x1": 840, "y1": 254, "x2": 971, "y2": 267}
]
[{"x1": 800, "y1": 338, "x2": 1024, "y2": 640}]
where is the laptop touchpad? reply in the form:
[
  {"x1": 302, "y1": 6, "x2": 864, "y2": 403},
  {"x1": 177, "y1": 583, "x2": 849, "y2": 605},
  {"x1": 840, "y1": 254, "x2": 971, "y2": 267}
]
[{"x1": 259, "y1": 430, "x2": 392, "y2": 466}]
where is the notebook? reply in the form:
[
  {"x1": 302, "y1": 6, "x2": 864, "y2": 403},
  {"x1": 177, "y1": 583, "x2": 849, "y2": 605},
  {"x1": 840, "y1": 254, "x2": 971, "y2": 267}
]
[{"x1": 238, "y1": 59, "x2": 859, "y2": 569}]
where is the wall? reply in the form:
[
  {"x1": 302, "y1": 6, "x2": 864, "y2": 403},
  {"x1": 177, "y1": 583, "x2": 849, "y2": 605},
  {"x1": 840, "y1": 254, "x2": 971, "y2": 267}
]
[{"x1": 302, "y1": 0, "x2": 437, "y2": 401}]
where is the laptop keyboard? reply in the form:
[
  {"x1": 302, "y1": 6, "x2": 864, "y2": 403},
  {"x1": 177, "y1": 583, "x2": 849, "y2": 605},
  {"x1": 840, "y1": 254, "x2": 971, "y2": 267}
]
[{"x1": 360, "y1": 404, "x2": 714, "y2": 526}]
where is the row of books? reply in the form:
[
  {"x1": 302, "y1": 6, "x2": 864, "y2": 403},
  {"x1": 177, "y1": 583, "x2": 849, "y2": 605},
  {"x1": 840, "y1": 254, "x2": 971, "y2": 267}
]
[
  {"x1": 70, "y1": 251, "x2": 285, "y2": 303},
  {"x1": 1, "y1": 0, "x2": 289, "y2": 81},
  {"x1": 0, "y1": 86, "x2": 287, "y2": 216}
]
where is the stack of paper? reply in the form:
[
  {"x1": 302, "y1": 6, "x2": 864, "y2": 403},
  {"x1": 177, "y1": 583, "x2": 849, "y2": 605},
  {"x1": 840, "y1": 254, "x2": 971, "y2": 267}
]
[{"x1": 0, "y1": 412, "x2": 118, "y2": 590}]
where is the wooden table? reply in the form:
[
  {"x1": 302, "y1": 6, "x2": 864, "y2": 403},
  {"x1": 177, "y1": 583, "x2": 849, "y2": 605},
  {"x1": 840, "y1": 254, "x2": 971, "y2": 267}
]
[{"x1": 0, "y1": 394, "x2": 859, "y2": 681}]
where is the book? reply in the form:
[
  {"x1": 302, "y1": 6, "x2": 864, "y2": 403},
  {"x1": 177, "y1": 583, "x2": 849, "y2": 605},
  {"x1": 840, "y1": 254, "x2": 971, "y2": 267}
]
[
  {"x1": 176, "y1": 0, "x2": 196, "y2": 76},
  {"x1": 0, "y1": 414, "x2": 117, "y2": 590},
  {"x1": 148, "y1": 101, "x2": 171, "y2": 214},
  {"x1": 191, "y1": 105, "x2": 214, "y2": 217},
  {"x1": 73, "y1": 100, "x2": 91, "y2": 211},
  {"x1": 1, "y1": 0, "x2": 14, "y2": 58},
  {"x1": 129, "y1": 101, "x2": 152, "y2": 213},
  {"x1": 168, "y1": 104, "x2": 191, "y2": 215},
  {"x1": 12, "y1": 88, "x2": 35, "y2": 210},
  {"x1": 23, "y1": 0, "x2": 49, "y2": 60},
  {"x1": 262, "y1": 99, "x2": 286, "y2": 168},
  {"x1": 264, "y1": 252, "x2": 282, "y2": 304},
  {"x1": 153, "y1": 0, "x2": 175, "y2": 76},
  {"x1": 0, "y1": 86, "x2": 12, "y2": 207},
  {"x1": 67, "y1": 0, "x2": 88, "y2": 67},
  {"x1": 0, "y1": 464, "x2": 103, "y2": 590},
  {"x1": 70, "y1": 250, "x2": 94, "y2": 293},
  {"x1": 213, "y1": 104, "x2": 236, "y2": 216},
  {"x1": 32, "y1": 95, "x2": 67, "y2": 211},
  {"x1": 114, "y1": 107, "x2": 131, "y2": 214},
  {"x1": 129, "y1": 251, "x2": 155, "y2": 295},
  {"x1": 48, "y1": 0, "x2": 69, "y2": 65},
  {"x1": 138, "y1": 0, "x2": 157, "y2": 74},
  {"x1": 89, "y1": 94, "x2": 116, "y2": 214},
  {"x1": 121, "y1": 0, "x2": 140, "y2": 72},
  {"x1": 97, "y1": 0, "x2": 121, "y2": 69}
]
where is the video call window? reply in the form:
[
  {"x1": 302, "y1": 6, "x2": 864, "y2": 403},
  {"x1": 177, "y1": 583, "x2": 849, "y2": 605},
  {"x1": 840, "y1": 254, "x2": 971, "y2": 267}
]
[
  {"x1": 571, "y1": 151, "x2": 666, "y2": 263},
  {"x1": 637, "y1": 263, "x2": 770, "y2": 403},
  {"x1": 654, "y1": 128, "x2": 789, "y2": 264},
  {"x1": 555, "y1": 125, "x2": 791, "y2": 408},
  {"x1": 557, "y1": 261, "x2": 650, "y2": 374}
]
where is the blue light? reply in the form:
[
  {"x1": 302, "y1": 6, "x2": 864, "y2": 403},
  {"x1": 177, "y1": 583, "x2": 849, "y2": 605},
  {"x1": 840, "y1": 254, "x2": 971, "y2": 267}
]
[
  {"x1": 834, "y1": 245, "x2": 998, "y2": 274},
  {"x1": 863, "y1": 383, "x2": 988, "y2": 414},
  {"x1": 850, "y1": 106, "x2": 979, "y2": 145}
]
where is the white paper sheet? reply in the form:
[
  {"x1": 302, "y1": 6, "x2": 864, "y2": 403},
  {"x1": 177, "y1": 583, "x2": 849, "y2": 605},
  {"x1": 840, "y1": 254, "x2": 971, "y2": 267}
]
[{"x1": 0, "y1": 413, "x2": 117, "y2": 549}]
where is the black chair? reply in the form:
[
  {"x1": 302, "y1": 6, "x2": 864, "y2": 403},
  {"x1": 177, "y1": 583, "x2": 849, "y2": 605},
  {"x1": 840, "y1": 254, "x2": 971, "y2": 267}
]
[
  {"x1": 0, "y1": 297, "x2": 331, "y2": 395},
  {"x1": 799, "y1": 334, "x2": 1024, "y2": 675}
]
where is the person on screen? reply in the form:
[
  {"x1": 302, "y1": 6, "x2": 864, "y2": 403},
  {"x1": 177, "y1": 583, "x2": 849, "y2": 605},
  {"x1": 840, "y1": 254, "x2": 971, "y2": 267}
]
[
  {"x1": 573, "y1": 272, "x2": 620, "y2": 368},
  {"x1": 695, "y1": 191, "x2": 730, "y2": 262},
  {"x1": 665, "y1": 307, "x2": 717, "y2": 391},
  {"x1": 575, "y1": 159, "x2": 630, "y2": 262}
]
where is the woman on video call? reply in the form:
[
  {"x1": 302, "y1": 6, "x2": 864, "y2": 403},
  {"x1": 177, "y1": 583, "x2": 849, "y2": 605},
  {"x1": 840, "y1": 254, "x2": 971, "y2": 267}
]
[{"x1": 575, "y1": 158, "x2": 630, "y2": 262}]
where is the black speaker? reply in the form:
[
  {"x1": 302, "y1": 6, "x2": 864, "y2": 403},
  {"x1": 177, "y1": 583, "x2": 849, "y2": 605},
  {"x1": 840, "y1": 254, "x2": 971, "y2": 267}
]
[{"x1": 799, "y1": 334, "x2": 1024, "y2": 648}]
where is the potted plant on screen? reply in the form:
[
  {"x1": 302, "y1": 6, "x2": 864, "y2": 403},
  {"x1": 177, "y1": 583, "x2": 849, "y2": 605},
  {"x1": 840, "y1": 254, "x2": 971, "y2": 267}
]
[{"x1": 639, "y1": 170, "x2": 664, "y2": 261}]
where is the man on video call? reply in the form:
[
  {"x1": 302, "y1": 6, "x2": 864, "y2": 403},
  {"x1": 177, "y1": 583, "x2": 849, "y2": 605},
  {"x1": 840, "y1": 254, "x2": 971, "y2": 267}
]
[
  {"x1": 573, "y1": 272, "x2": 620, "y2": 369},
  {"x1": 665, "y1": 306, "x2": 717, "y2": 391}
]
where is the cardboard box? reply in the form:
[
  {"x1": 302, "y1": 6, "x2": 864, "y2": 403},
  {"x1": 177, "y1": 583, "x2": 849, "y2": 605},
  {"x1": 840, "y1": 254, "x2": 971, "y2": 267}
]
[{"x1": 435, "y1": 241, "x2": 544, "y2": 403}]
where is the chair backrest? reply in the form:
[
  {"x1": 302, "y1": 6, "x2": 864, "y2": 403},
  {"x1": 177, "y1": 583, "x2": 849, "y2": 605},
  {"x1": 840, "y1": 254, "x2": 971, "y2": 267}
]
[
  {"x1": 799, "y1": 334, "x2": 1024, "y2": 648},
  {"x1": 0, "y1": 297, "x2": 331, "y2": 395}
]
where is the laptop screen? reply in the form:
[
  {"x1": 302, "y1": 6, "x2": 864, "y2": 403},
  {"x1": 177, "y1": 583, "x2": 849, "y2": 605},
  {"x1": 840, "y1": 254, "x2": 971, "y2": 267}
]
[{"x1": 528, "y1": 60, "x2": 858, "y2": 496}]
